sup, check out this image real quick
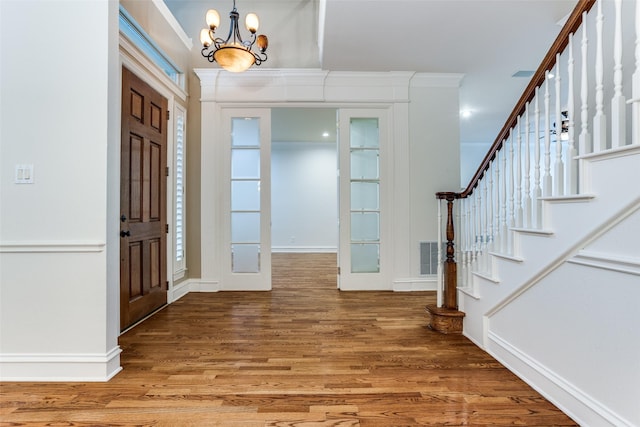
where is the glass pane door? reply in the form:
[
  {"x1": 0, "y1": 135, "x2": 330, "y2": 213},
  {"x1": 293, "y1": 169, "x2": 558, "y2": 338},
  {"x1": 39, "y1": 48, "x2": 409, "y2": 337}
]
[
  {"x1": 222, "y1": 109, "x2": 271, "y2": 290},
  {"x1": 338, "y1": 109, "x2": 387, "y2": 289}
]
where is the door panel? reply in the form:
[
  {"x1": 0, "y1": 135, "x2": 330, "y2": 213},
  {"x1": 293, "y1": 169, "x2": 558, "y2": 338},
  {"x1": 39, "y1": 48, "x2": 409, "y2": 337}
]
[
  {"x1": 120, "y1": 67, "x2": 168, "y2": 330},
  {"x1": 338, "y1": 109, "x2": 388, "y2": 289},
  {"x1": 221, "y1": 109, "x2": 271, "y2": 290}
]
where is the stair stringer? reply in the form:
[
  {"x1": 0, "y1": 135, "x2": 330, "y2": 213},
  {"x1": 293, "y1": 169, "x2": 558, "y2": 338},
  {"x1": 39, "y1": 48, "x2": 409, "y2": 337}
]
[
  {"x1": 458, "y1": 146, "x2": 640, "y2": 347},
  {"x1": 482, "y1": 198, "x2": 640, "y2": 427}
]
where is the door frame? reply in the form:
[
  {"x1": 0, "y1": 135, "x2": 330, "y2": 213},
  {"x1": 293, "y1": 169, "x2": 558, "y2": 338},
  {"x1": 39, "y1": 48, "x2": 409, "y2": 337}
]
[
  {"x1": 195, "y1": 69, "x2": 417, "y2": 292},
  {"x1": 117, "y1": 35, "x2": 188, "y2": 331},
  {"x1": 120, "y1": 65, "x2": 169, "y2": 330},
  {"x1": 205, "y1": 102, "x2": 394, "y2": 291}
]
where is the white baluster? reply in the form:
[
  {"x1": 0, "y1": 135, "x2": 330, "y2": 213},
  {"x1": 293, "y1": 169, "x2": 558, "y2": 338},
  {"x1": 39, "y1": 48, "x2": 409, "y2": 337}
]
[
  {"x1": 486, "y1": 164, "x2": 494, "y2": 273},
  {"x1": 508, "y1": 131, "x2": 516, "y2": 255},
  {"x1": 611, "y1": 0, "x2": 626, "y2": 149},
  {"x1": 593, "y1": 1, "x2": 607, "y2": 152},
  {"x1": 534, "y1": 88, "x2": 543, "y2": 228},
  {"x1": 436, "y1": 198, "x2": 443, "y2": 307},
  {"x1": 479, "y1": 178, "x2": 487, "y2": 271},
  {"x1": 554, "y1": 55, "x2": 565, "y2": 196},
  {"x1": 493, "y1": 155, "x2": 501, "y2": 253},
  {"x1": 453, "y1": 196, "x2": 463, "y2": 286},
  {"x1": 544, "y1": 71, "x2": 553, "y2": 196},
  {"x1": 523, "y1": 102, "x2": 532, "y2": 227},
  {"x1": 465, "y1": 197, "x2": 473, "y2": 285},
  {"x1": 566, "y1": 33, "x2": 578, "y2": 195},
  {"x1": 500, "y1": 143, "x2": 508, "y2": 252},
  {"x1": 580, "y1": 11, "x2": 593, "y2": 154},
  {"x1": 472, "y1": 191, "x2": 480, "y2": 269},
  {"x1": 515, "y1": 117, "x2": 523, "y2": 227},
  {"x1": 632, "y1": 0, "x2": 640, "y2": 146}
]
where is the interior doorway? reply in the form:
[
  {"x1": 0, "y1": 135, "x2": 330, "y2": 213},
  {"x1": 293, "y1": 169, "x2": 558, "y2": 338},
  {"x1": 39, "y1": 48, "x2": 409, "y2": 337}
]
[
  {"x1": 120, "y1": 67, "x2": 168, "y2": 330},
  {"x1": 270, "y1": 108, "x2": 339, "y2": 289}
]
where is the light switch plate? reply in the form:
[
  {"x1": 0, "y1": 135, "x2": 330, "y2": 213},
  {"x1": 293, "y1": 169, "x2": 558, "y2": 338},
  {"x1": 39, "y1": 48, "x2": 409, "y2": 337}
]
[{"x1": 15, "y1": 164, "x2": 34, "y2": 184}]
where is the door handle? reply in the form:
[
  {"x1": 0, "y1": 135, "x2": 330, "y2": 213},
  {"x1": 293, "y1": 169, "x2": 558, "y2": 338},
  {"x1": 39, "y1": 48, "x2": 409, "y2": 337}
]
[
  {"x1": 120, "y1": 230, "x2": 130, "y2": 237},
  {"x1": 120, "y1": 214, "x2": 127, "y2": 222}
]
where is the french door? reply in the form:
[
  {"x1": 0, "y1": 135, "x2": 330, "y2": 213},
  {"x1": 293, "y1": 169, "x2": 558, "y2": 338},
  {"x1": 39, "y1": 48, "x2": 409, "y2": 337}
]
[
  {"x1": 221, "y1": 109, "x2": 272, "y2": 290},
  {"x1": 338, "y1": 109, "x2": 388, "y2": 290}
]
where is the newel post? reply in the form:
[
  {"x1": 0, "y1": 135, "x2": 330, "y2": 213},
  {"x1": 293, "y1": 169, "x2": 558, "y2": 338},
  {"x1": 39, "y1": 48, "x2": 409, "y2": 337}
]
[
  {"x1": 425, "y1": 192, "x2": 465, "y2": 334},
  {"x1": 442, "y1": 193, "x2": 458, "y2": 309}
]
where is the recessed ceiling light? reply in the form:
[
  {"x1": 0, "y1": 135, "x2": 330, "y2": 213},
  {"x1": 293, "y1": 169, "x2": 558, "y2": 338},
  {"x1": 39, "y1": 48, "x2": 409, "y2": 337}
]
[
  {"x1": 460, "y1": 110, "x2": 472, "y2": 119},
  {"x1": 322, "y1": 132, "x2": 330, "y2": 138}
]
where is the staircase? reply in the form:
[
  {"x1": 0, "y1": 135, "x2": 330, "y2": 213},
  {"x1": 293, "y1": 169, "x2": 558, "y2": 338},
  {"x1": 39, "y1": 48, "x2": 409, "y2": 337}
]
[
  {"x1": 461, "y1": 146, "x2": 640, "y2": 427},
  {"x1": 430, "y1": 1, "x2": 640, "y2": 426}
]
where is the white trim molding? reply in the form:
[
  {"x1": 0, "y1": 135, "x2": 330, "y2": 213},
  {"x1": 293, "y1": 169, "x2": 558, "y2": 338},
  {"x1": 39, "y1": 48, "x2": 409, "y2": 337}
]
[
  {"x1": 392, "y1": 277, "x2": 437, "y2": 292},
  {"x1": 568, "y1": 250, "x2": 640, "y2": 276},
  {"x1": 193, "y1": 69, "x2": 456, "y2": 104},
  {"x1": 0, "y1": 347, "x2": 122, "y2": 382},
  {"x1": 150, "y1": 0, "x2": 193, "y2": 50},
  {"x1": 0, "y1": 241, "x2": 105, "y2": 253},
  {"x1": 169, "y1": 279, "x2": 221, "y2": 303},
  {"x1": 488, "y1": 332, "x2": 634, "y2": 427}
]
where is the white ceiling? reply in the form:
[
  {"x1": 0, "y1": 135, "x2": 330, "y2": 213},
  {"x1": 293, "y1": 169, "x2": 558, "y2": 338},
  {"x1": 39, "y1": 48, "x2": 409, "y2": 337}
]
[{"x1": 164, "y1": 0, "x2": 578, "y2": 146}]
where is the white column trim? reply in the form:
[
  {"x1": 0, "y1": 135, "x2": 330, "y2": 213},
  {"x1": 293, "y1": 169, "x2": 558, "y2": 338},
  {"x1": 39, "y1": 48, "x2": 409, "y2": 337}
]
[{"x1": 0, "y1": 347, "x2": 122, "y2": 382}]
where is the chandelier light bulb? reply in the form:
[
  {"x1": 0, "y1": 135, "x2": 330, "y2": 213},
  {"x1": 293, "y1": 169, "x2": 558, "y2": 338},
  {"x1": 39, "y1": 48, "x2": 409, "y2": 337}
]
[
  {"x1": 206, "y1": 9, "x2": 220, "y2": 29},
  {"x1": 245, "y1": 13, "x2": 259, "y2": 33},
  {"x1": 200, "y1": 29, "x2": 213, "y2": 47},
  {"x1": 256, "y1": 34, "x2": 268, "y2": 52}
]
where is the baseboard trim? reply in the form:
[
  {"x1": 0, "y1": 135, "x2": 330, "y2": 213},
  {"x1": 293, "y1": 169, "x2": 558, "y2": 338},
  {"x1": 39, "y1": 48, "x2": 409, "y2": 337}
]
[
  {"x1": 0, "y1": 346, "x2": 122, "y2": 382},
  {"x1": 271, "y1": 246, "x2": 338, "y2": 253},
  {"x1": 392, "y1": 277, "x2": 436, "y2": 292},
  {"x1": 487, "y1": 331, "x2": 632, "y2": 427}
]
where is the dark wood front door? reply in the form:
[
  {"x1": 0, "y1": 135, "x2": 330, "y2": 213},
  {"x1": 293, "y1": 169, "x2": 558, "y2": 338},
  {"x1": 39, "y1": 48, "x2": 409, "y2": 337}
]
[{"x1": 120, "y1": 67, "x2": 168, "y2": 331}]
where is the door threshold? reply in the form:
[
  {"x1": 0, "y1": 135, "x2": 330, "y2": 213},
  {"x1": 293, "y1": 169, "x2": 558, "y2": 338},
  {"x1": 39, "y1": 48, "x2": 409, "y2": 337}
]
[{"x1": 120, "y1": 303, "x2": 169, "y2": 335}]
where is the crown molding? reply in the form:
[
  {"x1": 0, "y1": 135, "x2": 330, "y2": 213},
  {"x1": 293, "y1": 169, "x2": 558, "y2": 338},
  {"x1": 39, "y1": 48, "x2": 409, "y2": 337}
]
[{"x1": 194, "y1": 69, "x2": 459, "y2": 103}]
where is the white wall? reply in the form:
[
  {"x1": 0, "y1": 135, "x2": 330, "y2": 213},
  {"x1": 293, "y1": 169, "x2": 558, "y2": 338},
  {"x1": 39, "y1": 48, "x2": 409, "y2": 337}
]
[
  {"x1": 0, "y1": 0, "x2": 120, "y2": 380},
  {"x1": 460, "y1": 142, "x2": 491, "y2": 186},
  {"x1": 408, "y1": 77, "x2": 462, "y2": 283},
  {"x1": 271, "y1": 142, "x2": 338, "y2": 252}
]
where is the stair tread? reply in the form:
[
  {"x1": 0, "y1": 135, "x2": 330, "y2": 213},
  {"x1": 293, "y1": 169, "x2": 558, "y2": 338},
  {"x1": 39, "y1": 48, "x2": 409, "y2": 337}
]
[
  {"x1": 510, "y1": 227, "x2": 554, "y2": 235},
  {"x1": 539, "y1": 194, "x2": 596, "y2": 202},
  {"x1": 458, "y1": 286, "x2": 481, "y2": 300},
  {"x1": 489, "y1": 251, "x2": 524, "y2": 262},
  {"x1": 472, "y1": 270, "x2": 500, "y2": 284}
]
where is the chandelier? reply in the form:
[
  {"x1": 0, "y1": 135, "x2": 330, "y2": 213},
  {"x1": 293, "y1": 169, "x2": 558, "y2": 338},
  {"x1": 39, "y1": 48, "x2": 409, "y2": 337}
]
[{"x1": 199, "y1": 0, "x2": 268, "y2": 73}]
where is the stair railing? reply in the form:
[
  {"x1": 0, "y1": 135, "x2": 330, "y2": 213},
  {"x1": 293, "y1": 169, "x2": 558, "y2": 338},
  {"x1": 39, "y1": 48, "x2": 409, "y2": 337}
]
[{"x1": 435, "y1": 0, "x2": 640, "y2": 311}]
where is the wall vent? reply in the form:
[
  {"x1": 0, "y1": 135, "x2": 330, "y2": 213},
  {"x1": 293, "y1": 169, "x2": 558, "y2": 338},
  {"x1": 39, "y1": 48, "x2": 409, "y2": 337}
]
[{"x1": 420, "y1": 241, "x2": 440, "y2": 275}]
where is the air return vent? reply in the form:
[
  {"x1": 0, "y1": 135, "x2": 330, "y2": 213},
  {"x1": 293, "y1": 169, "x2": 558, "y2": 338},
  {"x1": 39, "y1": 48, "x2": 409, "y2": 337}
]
[{"x1": 420, "y1": 241, "x2": 440, "y2": 275}]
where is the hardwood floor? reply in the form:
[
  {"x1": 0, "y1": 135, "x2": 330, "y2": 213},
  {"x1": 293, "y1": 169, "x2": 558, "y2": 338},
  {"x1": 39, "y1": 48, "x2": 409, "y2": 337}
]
[{"x1": 0, "y1": 253, "x2": 577, "y2": 426}]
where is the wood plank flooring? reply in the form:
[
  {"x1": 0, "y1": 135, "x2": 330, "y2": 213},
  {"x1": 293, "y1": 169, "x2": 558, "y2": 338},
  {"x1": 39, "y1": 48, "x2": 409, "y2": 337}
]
[{"x1": 0, "y1": 253, "x2": 577, "y2": 426}]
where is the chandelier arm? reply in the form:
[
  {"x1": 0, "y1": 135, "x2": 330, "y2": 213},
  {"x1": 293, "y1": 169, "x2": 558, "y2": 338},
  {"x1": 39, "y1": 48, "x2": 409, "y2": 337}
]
[
  {"x1": 253, "y1": 51, "x2": 267, "y2": 66},
  {"x1": 221, "y1": 10, "x2": 240, "y2": 45},
  {"x1": 232, "y1": 13, "x2": 247, "y2": 46},
  {"x1": 201, "y1": 47, "x2": 216, "y2": 63},
  {"x1": 243, "y1": 32, "x2": 256, "y2": 49},
  {"x1": 213, "y1": 36, "x2": 227, "y2": 50}
]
